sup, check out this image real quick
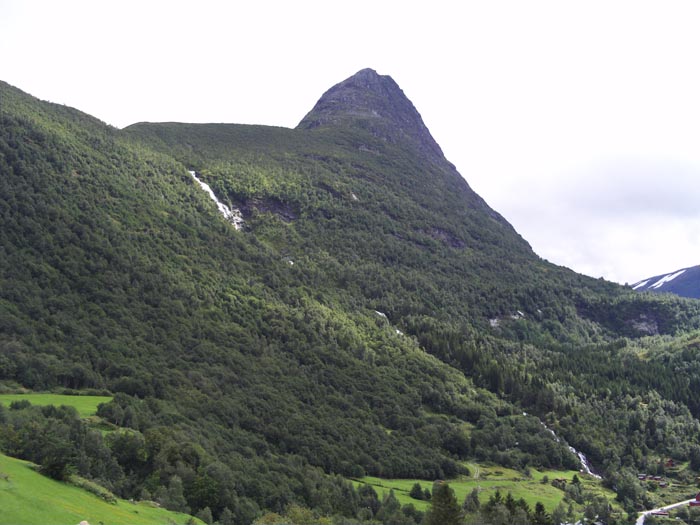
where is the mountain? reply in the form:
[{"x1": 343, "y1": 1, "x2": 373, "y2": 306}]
[
  {"x1": 3, "y1": 70, "x2": 700, "y2": 524},
  {"x1": 632, "y1": 265, "x2": 700, "y2": 298},
  {"x1": 298, "y1": 68, "x2": 445, "y2": 162},
  {"x1": 296, "y1": 68, "x2": 515, "y2": 229}
]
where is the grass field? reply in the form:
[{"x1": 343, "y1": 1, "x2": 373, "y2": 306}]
[
  {"x1": 0, "y1": 393, "x2": 112, "y2": 418},
  {"x1": 352, "y1": 464, "x2": 614, "y2": 513},
  {"x1": 0, "y1": 452, "x2": 201, "y2": 525}
]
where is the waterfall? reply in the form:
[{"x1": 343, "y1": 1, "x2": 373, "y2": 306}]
[
  {"x1": 189, "y1": 170, "x2": 244, "y2": 230},
  {"x1": 528, "y1": 413, "x2": 602, "y2": 479},
  {"x1": 569, "y1": 446, "x2": 602, "y2": 479}
]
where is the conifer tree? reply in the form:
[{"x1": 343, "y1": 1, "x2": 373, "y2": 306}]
[
  {"x1": 533, "y1": 502, "x2": 550, "y2": 525},
  {"x1": 463, "y1": 487, "x2": 480, "y2": 513},
  {"x1": 425, "y1": 481, "x2": 463, "y2": 525}
]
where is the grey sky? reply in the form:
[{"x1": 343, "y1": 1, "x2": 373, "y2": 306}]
[{"x1": 2, "y1": 0, "x2": 699, "y2": 284}]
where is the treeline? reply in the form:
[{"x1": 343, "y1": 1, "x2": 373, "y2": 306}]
[
  {"x1": 0, "y1": 400, "x2": 434, "y2": 525},
  {"x1": 402, "y1": 310, "x2": 700, "y2": 481}
]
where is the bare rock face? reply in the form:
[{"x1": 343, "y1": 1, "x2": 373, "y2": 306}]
[
  {"x1": 630, "y1": 313, "x2": 659, "y2": 335},
  {"x1": 297, "y1": 68, "x2": 445, "y2": 162}
]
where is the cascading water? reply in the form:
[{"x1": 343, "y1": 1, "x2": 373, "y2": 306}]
[
  {"x1": 527, "y1": 412, "x2": 602, "y2": 479},
  {"x1": 188, "y1": 170, "x2": 244, "y2": 230},
  {"x1": 569, "y1": 446, "x2": 601, "y2": 479}
]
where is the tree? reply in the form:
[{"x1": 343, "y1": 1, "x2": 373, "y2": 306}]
[
  {"x1": 687, "y1": 507, "x2": 700, "y2": 525},
  {"x1": 463, "y1": 488, "x2": 480, "y2": 513},
  {"x1": 285, "y1": 504, "x2": 314, "y2": 524},
  {"x1": 159, "y1": 475, "x2": 190, "y2": 514},
  {"x1": 424, "y1": 482, "x2": 463, "y2": 525},
  {"x1": 39, "y1": 435, "x2": 76, "y2": 481},
  {"x1": 551, "y1": 502, "x2": 567, "y2": 525},
  {"x1": 358, "y1": 484, "x2": 380, "y2": 517},
  {"x1": 690, "y1": 445, "x2": 700, "y2": 471},
  {"x1": 105, "y1": 429, "x2": 146, "y2": 474},
  {"x1": 505, "y1": 492, "x2": 516, "y2": 513},
  {"x1": 196, "y1": 506, "x2": 213, "y2": 525},
  {"x1": 409, "y1": 482, "x2": 424, "y2": 500},
  {"x1": 511, "y1": 507, "x2": 530, "y2": 525},
  {"x1": 486, "y1": 505, "x2": 511, "y2": 525},
  {"x1": 401, "y1": 503, "x2": 423, "y2": 524},
  {"x1": 219, "y1": 507, "x2": 235, "y2": 525},
  {"x1": 533, "y1": 502, "x2": 550, "y2": 525},
  {"x1": 376, "y1": 490, "x2": 401, "y2": 522}
]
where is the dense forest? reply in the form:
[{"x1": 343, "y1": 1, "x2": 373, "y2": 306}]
[{"x1": 2, "y1": 70, "x2": 700, "y2": 524}]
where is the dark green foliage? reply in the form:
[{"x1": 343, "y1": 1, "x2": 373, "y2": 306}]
[
  {"x1": 2, "y1": 72, "x2": 700, "y2": 524},
  {"x1": 219, "y1": 507, "x2": 235, "y2": 525},
  {"x1": 196, "y1": 506, "x2": 213, "y2": 524},
  {"x1": 375, "y1": 490, "x2": 401, "y2": 523},
  {"x1": 159, "y1": 475, "x2": 190, "y2": 514},
  {"x1": 532, "y1": 502, "x2": 549, "y2": 525},
  {"x1": 551, "y1": 503, "x2": 567, "y2": 525},
  {"x1": 0, "y1": 402, "x2": 119, "y2": 484},
  {"x1": 424, "y1": 482, "x2": 463, "y2": 525},
  {"x1": 462, "y1": 488, "x2": 480, "y2": 513},
  {"x1": 480, "y1": 491, "x2": 547, "y2": 525},
  {"x1": 469, "y1": 415, "x2": 579, "y2": 470},
  {"x1": 357, "y1": 483, "x2": 381, "y2": 518},
  {"x1": 409, "y1": 482, "x2": 423, "y2": 500}
]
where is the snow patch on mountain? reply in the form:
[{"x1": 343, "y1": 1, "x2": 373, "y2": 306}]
[
  {"x1": 649, "y1": 269, "x2": 686, "y2": 289},
  {"x1": 632, "y1": 265, "x2": 700, "y2": 299},
  {"x1": 632, "y1": 280, "x2": 649, "y2": 290}
]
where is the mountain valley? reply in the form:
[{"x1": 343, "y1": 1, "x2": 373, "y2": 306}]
[{"x1": 2, "y1": 69, "x2": 700, "y2": 525}]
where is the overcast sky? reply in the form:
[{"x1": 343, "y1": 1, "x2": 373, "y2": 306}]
[{"x1": 2, "y1": 0, "x2": 699, "y2": 284}]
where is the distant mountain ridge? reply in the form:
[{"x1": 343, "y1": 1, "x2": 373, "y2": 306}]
[{"x1": 632, "y1": 265, "x2": 700, "y2": 298}]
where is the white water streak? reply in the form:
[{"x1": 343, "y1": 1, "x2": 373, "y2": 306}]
[
  {"x1": 189, "y1": 171, "x2": 244, "y2": 230},
  {"x1": 537, "y1": 418, "x2": 602, "y2": 479}
]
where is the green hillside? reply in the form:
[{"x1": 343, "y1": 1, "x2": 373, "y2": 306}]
[
  {"x1": 0, "y1": 452, "x2": 200, "y2": 525},
  {"x1": 2, "y1": 70, "x2": 700, "y2": 524}
]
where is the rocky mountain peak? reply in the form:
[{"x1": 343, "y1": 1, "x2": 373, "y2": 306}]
[{"x1": 297, "y1": 68, "x2": 444, "y2": 161}]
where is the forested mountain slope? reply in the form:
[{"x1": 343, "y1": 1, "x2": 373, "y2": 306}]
[{"x1": 2, "y1": 71, "x2": 700, "y2": 523}]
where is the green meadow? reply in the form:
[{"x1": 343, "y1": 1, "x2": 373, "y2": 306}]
[
  {"x1": 0, "y1": 393, "x2": 112, "y2": 418},
  {"x1": 353, "y1": 465, "x2": 614, "y2": 513},
  {"x1": 0, "y1": 452, "x2": 200, "y2": 525}
]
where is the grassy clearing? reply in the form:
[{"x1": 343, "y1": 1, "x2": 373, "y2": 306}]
[
  {"x1": 0, "y1": 452, "x2": 200, "y2": 525},
  {"x1": 0, "y1": 393, "x2": 112, "y2": 418},
  {"x1": 353, "y1": 464, "x2": 616, "y2": 514},
  {"x1": 352, "y1": 476, "x2": 431, "y2": 511}
]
